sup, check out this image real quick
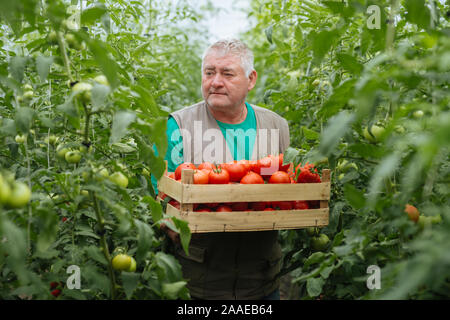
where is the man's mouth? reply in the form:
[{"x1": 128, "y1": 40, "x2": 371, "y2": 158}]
[{"x1": 210, "y1": 92, "x2": 227, "y2": 95}]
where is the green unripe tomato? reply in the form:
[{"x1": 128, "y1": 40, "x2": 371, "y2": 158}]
[
  {"x1": 306, "y1": 227, "x2": 318, "y2": 237},
  {"x1": 312, "y1": 79, "x2": 321, "y2": 87},
  {"x1": 23, "y1": 84, "x2": 33, "y2": 91},
  {"x1": 128, "y1": 257, "x2": 137, "y2": 272},
  {"x1": 56, "y1": 144, "x2": 70, "y2": 159},
  {"x1": 15, "y1": 134, "x2": 27, "y2": 143},
  {"x1": 65, "y1": 33, "x2": 81, "y2": 50},
  {"x1": 363, "y1": 125, "x2": 385, "y2": 143},
  {"x1": 112, "y1": 254, "x2": 132, "y2": 271},
  {"x1": 47, "y1": 31, "x2": 58, "y2": 45},
  {"x1": 417, "y1": 216, "x2": 433, "y2": 230},
  {"x1": 98, "y1": 167, "x2": 109, "y2": 178},
  {"x1": 72, "y1": 82, "x2": 93, "y2": 104},
  {"x1": 7, "y1": 181, "x2": 31, "y2": 208},
  {"x1": 65, "y1": 150, "x2": 82, "y2": 164},
  {"x1": 413, "y1": 110, "x2": 424, "y2": 119},
  {"x1": 311, "y1": 234, "x2": 330, "y2": 251},
  {"x1": 0, "y1": 174, "x2": 12, "y2": 205},
  {"x1": 93, "y1": 75, "x2": 109, "y2": 86},
  {"x1": 431, "y1": 214, "x2": 442, "y2": 224},
  {"x1": 109, "y1": 172, "x2": 128, "y2": 188},
  {"x1": 79, "y1": 144, "x2": 93, "y2": 154},
  {"x1": 394, "y1": 125, "x2": 405, "y2": 134},
  {"x1": 44, "y1": 135, "x2": 58, "y2": 145},
  {"x1": 23, "y1": 91, "x2": 34, "y2": 100}
]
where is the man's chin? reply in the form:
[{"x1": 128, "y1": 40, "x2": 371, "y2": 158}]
[{"x1": 206, "y1": 97, "x2": 230, "y2": 109}]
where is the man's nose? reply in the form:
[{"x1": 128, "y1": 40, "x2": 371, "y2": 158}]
[{"x1": 211, "y1": 73, "x2": 224, "y2": 87}]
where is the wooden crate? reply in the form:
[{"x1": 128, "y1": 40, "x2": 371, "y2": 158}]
[{"x1": 157, "y1": 167, "x2": 331, "y2": 233}]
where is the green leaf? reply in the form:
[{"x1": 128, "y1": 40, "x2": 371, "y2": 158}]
[
  {"x1": 87, "y1": 39, "x2": 120, "y2": 89},
  {"x1": 265, "y1": 25, "x2": 273, "y2": 44},
  {"x1": 304, "y1": 252, "x2": 326, "y2": 268},
  {"x1": 344, "y1": 184, "x2": 365, "y2": 209},
  {"x1": 302, "y1": 126, "x2": 319, "y2": 141},
  {"x1": 144, "y1": 196, "x2": 163, "y2": 223},
  {"x1": 319, "y1": 111, "x2": 355, "y2": 157},
  {"x1": 81, "y1": 4, "x2": 107, "y2": 25},
  {"x1": 162, "y1": 281, "x2": 187, "y2": 299},
  {"x1": 109, "y1": 110, "x2": 136, "y2": 144},
  {"x1": 306, "y1": 277, "x2": 325, "y2": 297},
  {"x1": 15, "y1": 107, "x2": 35, "y2": 133},
  {"x1": 35, "y1": 56, "x2": 53, "y2": 82},
  {"x1": 320, "y1": 79, "x2": 356, "y2": 118},
  {"x1": 405, "y1": 0, "x2": 431, "y2": 30},
  {"x1": 0, "y1": 218, "x2": 28, "y2": 283},
  {"x1": 367, "y1": 153, "x2": 402, "y2": 207},
  {"x1": 9, "y1": 56, "x2": 28, "y2": 83},
  {"x1": 121, "y1": 272, "x2": 141, "y2": 299},
  {"x1": 309, "y1": 29, "x2": 340, "y2": 62},
  {"x1": 91, "y1": 83, "x2": 110, "y2": 110},
  {"x1": 155, "y1": 252, "x2": 183, "y2": 282},
  {"x1": 135, "y1": 219, "x2": 154, "y2": 262},
  {"x1": 336, "y1": 53, "x2": 362, "y2": 75},
  {"x1": 172, "y1": 217, "x2": 191, "y2": 256}
]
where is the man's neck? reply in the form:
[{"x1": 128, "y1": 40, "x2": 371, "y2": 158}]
[{"x1": 207, "y1": 102, "x2": 248, "y2": 124}]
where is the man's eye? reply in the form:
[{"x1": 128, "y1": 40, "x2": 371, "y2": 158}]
[{"x1": 224, "y1": 73, "x2": 233, "y2": 76}]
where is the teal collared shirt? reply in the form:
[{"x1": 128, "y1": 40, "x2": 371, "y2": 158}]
[{"x1": 151, "y1": 102, "x2": 256, "y2": 193}]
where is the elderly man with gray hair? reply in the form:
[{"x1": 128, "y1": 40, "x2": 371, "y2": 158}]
[{"x1": 154, "y1": 38, "x2": 290, "y2": 300}]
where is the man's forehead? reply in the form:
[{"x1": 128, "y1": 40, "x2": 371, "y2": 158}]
[{"x1": 203, "y1": 53, "x2": 243, "y2": 71}]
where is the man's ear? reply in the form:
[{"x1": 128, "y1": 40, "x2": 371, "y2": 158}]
[{"x1": 248, "y1": 70, "x2": 257, "y2": 91}]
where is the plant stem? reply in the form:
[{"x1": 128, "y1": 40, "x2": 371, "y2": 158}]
[
  {"x1": 385, "y1": 0, "x2": 399, "y2": 52},
  {"x1": 56, "y1": 31, "x2": 73, "y2": 82},
  {"x1": 91, "y1": 192, "x2": 117, "y2": 299}
]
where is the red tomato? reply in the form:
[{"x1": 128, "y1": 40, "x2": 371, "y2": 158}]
[
  {"x1": 269, "y1": 171, "x2": 291, "y2": 184},
  {"x1": 272, "y1": 201, "x2": 294, "y2": 210},
  {"x1": 264, "y1": 207, "x2": 275, "y2": 211},
  {"x1": 293, "y1": 201, "x2": 309, "y2": 210},
  {"x1": 198, "y1": 162, "x2": 214, "y2": 171},
  {"x1": 256, "y1": 155, "x2": 278, "y2": 177},
  {"x1": 175, "y1": 162, "x2": 197, "y2": 180},
  {"x1": 222, "y1": 161, "x2": 248, "y2": 182},
  {"x1": 278, "y1": 154, "x2": 291, "y2": 172},
  {"x1": 308, "y1": 200, "x2": 320, "y2": 209},
  {"x1": 250, "y1": 202, "x2": 266, "y2": 211},
  {"x1": 296, "y1": 163, "x2": 321, "y2": 183},
  {"x1": 195, "y1": 207, "x2": 212, "y2": 212},
  {"x1": 168, "y1": 200, "x2": 180, "y2": 209},
  {"x1": 237, "y1": 159, "x2": 252, "y2": 172},
  {"x1": 240, "y1": 171, "x2": 264, "y2": 184},
  {"x1": 208, "y1": 166, "x2": 230, "y2": 184},
  {"x1": 215, "y1": 205, "x2": 232, "y2": 212},
  {"x1": 193, "y1": 170, "x2": 209, "y2": 184},
  {"x1": 205, "y1": 202, "x2": 219, "y2": 209},
  {"x1": 231, "y1": 202, "x2": 248, "y2": 211}
]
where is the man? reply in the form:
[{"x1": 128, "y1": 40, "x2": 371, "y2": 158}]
[{"x1": 153, "y1": 39, "x2": 290, "y2": 300}]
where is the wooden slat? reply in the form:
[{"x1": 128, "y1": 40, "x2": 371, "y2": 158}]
[
  {"x1": 157, "y1": 174, "x2": 182, "y2": 200},
  {"x1": 180, "y1": 182, "x2": 330, "y2": 203},
  {"x1": 320, "y1": 169, "x2": 331, "y2": 209},
  {"x1": 180, "y1": 169, "x2": 194, "y2": 216},
  {"x1": 164, "y1": 204, "x2": 329, "y2": 233}
]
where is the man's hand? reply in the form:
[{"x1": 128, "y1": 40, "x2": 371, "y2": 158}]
[{"x1": 160, "y1": 222, "x2": 180, "y2": 244}]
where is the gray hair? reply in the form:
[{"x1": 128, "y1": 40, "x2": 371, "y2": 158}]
[{"x1": 201, "y1": 38, "x2": 255, "y2": 77}]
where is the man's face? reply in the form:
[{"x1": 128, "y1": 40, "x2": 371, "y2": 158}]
[{"x1": 201, "y1": 51, "x2": 257, "y2": 111}]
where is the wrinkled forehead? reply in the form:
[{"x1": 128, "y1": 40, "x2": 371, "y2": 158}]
[{"x1": 202, "y1": 50, "x2": 244, "y2": 72}]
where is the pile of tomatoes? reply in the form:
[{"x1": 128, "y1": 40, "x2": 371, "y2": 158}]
[{"x1": 161, "y1": 154, "x2": 322, "y2": 212}]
